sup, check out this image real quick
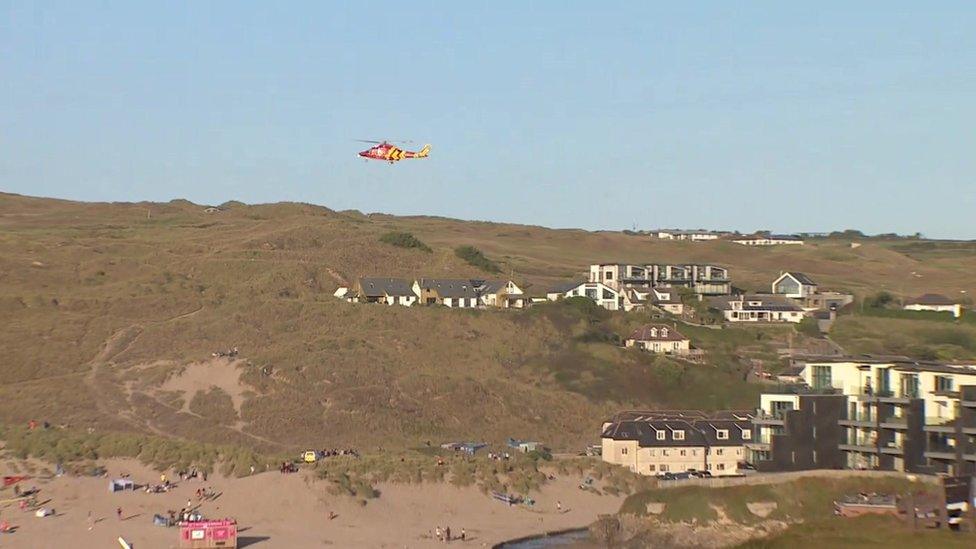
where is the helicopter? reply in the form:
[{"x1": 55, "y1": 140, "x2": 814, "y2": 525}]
[{"x1": 357, "y1": 140, "x2": 430, "y2": 163}]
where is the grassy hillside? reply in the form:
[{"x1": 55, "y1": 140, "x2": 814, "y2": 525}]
[{"x1": 1, "y1": 192, "x2": 974, "y2": 452}]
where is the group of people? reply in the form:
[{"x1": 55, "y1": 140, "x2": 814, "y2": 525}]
[
  {"x1": 319, "y1": 448, "x2": 359, "y2": 458},
  {"x1": 433, "y1": 525, "x2": 466, "y2": 542},
  {"x1": 486, "y1": 452, "x2": 512, "y2": 461},
  {"x1": 175, "y1": 468, "x2": 208, "y2": 482}
]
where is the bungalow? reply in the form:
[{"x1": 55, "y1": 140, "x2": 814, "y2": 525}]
[
  {"x1": 624, "y1": 324, "x2": 691, "y2": 355},
  {"x1": 414, "y1": 278, "x2": 480, "y2": 308},
  {"x1": 347, "y1": 277, "x2": 418, "y2": 306},
  {"x1": 547, "y1": 281, "x2": 620, "y2": 311},
  {"x1": 731, "y1": 234, "x2": 804, "y2": 246},
  {"x1": 479, "y1": 279, "x2": 527, "y2": 309},
  {"x1": 771, "y1": 272, "x2": 818, "y2": 299},
  {"x1": 904, "y1": 293, "x2": 963, "y2": 318},
  {"x1": 710, "y1": 294, "x2": 805, "y2": 323}
]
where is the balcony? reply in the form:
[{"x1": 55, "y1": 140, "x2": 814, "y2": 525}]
[
  {"x1": 880, "y1": 443, "x2": 904, "y2": 455},
  {"x1": 839, "y1": 417, "x2": 876, "y2": 427},
  {"x1": 922, "y1": 417, "x2": 956, "y2": 433},
  {"x1": 839, "y1": 443, "x2": 877, "y2": 453},
  {"x1": 962, "y1": 399, "x2": 976, "y2": 408},
  {"x1": 932, "y1": 390, "x2": 960, "y2": 399},
  {"x1": 879, "y1": 416, "x2": 908, "y2": 429},
  {"x1": 924, "y1": 445, "x2": 957, "y2": 460},
  {"x1": 754, "y1": 413, "x2": 786, "y2": 426}
]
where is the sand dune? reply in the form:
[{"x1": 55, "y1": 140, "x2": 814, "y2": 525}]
[{"x1": 0, "y1": 458, "x2": 622, "y2": 548}]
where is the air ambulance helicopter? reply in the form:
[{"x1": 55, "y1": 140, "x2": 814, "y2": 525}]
[{"x1": 357, "y1": 140, "x2": 430, "y2": 163}]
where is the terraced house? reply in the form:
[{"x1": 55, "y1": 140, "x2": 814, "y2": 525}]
[
  {"x1": 601, "y1": 411, "x2": 753, "y2": 476},
  {"x1": 747, "y1": 357, "x2": 976, "y2": 476},
  {"x1": 344, "y1": 277, "x2": 418, "y2": 306},
  {"x1": 413, "y1": 278, "x2": 480, "y2": 308}
]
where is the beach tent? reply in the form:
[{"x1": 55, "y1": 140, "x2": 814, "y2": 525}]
[{"x1": 109, "y1": 478, "x2": 135, "y2": 492}]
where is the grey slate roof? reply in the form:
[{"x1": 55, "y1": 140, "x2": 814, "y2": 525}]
[
  {"x1": 710, "y1": 294, "x2": 803, "y2": 312},
  {"x1": 602, "y1": 417, "x2": 752, "y2": 448},
  {"x1": 783, "y1": 272, "x2": 817, "y2": 285},
  {"x1": 906, "y1": 293, "x2": 956, "y2": 306},
  {"x1": 416, "y1": 278, "x2": 479, "y2": 299},
  {"x1": 547, "y1": 281, "x2": 584, "y2": 294},
  {"x1": 358, "y1": 277, "x2": 416, "y2": 298}
]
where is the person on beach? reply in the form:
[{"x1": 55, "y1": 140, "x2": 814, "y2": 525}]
[
  {"x1": 87, "y1": 510, "x2": 94, "y2": 531},
  {"x1": 446, "y1": 526, "x2": 451, "y2": 542},
  {"x1": 435, "y1": 526, "x2": 442, "y2": 541},
  {"x1": 117, "y1": 507, "x2": 123, "y2": 521},
  {"x1": 461, "y1": 528, "x2": 466, "y2": 541},
  {"x1": 556, "y1": 500, "x2": 562, "y2": 512}
]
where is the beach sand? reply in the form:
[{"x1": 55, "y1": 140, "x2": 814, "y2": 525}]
[{"x1": 0, "y1": 458, "x2": 622, "y2": 548}]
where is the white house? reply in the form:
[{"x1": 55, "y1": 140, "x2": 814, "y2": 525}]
[
  {"x1": 547, "y1": 281, "x2": 620, "y2": 311},
  {"x1": 904, "y1": 293, "x2": 963, "y2": 318},
  {"x1": 348, "y1": 277, "x2": 418, "y2": 306},
  {"x1": 655, "y1": 230, "x2": 722, "y2": 241},
  {"x1": 624, "y1": 324, "x2": 691, "y2": 354},
  {"x1": 771, "y1": 272, "x2": 818, "y2": 299},
  {"x1": 414, "y1": 278, "x2": 480, "y2": 308},
  {"x1": 731, "y1": 234, "x2": 804, "y2": 246},
  {"x1": 710, "y1": 294, "x2": 805, "y2": 323},
  {"x1": 479, "y1": 279, "x2": 527, "y2": 309}
]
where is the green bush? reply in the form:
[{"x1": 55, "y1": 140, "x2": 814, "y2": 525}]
[
  {"x1": 379, "y1": 231, "x2": 431, "y2": 252},
  {"x1": 454, "y1": 245, "x2": 500, "y2": 273},
  {"x1": 797, "y1": 317, "x2": 821, "y2": 337}
]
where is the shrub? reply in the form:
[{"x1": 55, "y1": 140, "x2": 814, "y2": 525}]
[
  {"x1": 797, "y1": 317, "x2": 821, "y2": 337},
  {"x1": 379, "y1": 231, "x2": 431, "y2": 252},
  {"x1": 864, "y1": 291, "x2": 895, "y2": 309},
  {"x1": 454, "y1": 245, "x2": 500, "y2": 273}
]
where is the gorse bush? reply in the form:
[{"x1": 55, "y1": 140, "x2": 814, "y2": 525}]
[
  {"x1": 379, "y1": 231, "x2": 431, "y2": 252},
  {"x1": 454, "y1": 245, "x2": 501, "y2": 273}
]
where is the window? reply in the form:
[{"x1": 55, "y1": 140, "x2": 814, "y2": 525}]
[
  {"x1": 673, "y1": 430, "x2": 685, "y2": 441},
  {"x1": 605, "y1": 272, "x2": 613, "y2": 280},
  {"x1": 935, "y1": 376, "x2": 954, "y2": 392},
  {"x1": 650, "y1": 328, "x2": 658, "y2": 337},
  {"x1": 621, "y1": 447, "x2": 628, "y2": 455},
  {"x1": 812, "y1": 365, "x2": 832, "y2": 390},
  {"x1": 680, "y1": 450, "x2": 686, "y2": 456},
  {"x1": 648, "y1": 464, "x2": 655, "y2": 472},
  {"x1": 716, "y1": 448, "x2": 723, "y2": 456},
  {"x1": 717, "y1": 463, "x2": 726, "y2": 471},
  {"x1": 691, "y1": 449, "x2": 697, "y2": 456},
  {"x1": 648, "y1": 449, "x2": 656, "y2": 457},
  {"x1": 716, "y1": 430, "x2": 729, "y2": 440},
  {"x1": 660, "y1": 464, "x2": 669, "y2": 472},
  {"x1": 742, "y1": 430, "x2": 752, "y2": 440},
  {"x1": 662, "y1": 449, "x2": 669, "y2": 457},
  {"x1": 661, "y1": 328, "x2": 669, "y2": 337},
  {"x1": 602, "y1": 289, "x2": 615, "y2": 300},
  {"x1": 656, "y1": 431, "x2": 666, "y2": 441}
]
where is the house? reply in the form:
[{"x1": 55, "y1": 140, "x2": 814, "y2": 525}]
[
  {"x1": 601, "y1": 413, "x2": 752, "y2": 476},
  {"x1": 772, "y1": 272, "x2": 818, "y2": 299},
  {"x1": 650, "y1": 287, "x2": 684, "y2": 314},
  {"x1": 347, "y1": 278, "x2": 418, "y2": 306},
  {"x1": 588, "y1": 263, "x2": 730, "y2": 295},
  {"x1": 710, "y1": 294, "x2": 805, "y2": 323},
  {"x1": 624, "y1": 323, "x2": 691, "y2": 355},
  {"x1": 654, "y1": 230, "x2": 724, "y2": 241},
  {"x1": 478, "y1": 279, "x2": 527, "y2": 309},
  {"x1": 904, "y1": 293, "x2": 963, "y2": 318},
  {"x1": 547, "y1": 281, "x2": 620, "y2": 311},
  {"x1": 414, "y1": 278, "x2": 480, "y2": 308},
  {"x1": 731, "y1": 234, "x2": 804, "y2": 246}
]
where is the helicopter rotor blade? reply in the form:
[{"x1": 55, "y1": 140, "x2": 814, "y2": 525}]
[{"x1": 355, "y1": 139, "x2": 382, "y2": 144}]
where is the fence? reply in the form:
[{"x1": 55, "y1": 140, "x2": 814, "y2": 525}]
[{"x1": 654, "y1": 469, "x2": 939, "y2": 490}]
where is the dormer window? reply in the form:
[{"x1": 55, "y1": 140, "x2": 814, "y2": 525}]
[
  {"x1": 650, "y1": 328, "x2": 658, "y2": 338},
  {"x1": 673, "y1": 430, "x2": 685, "y2": 441},
  {"x1": 716, "y1": 429, "x2": 729, "y2": 440},
  {"x1": 661, "y1": 328, "x2": 669, "y2": 337},
  {"x1": 656, "y1": 430, "x2": 666, "y2": 441},
  {"x1": 742, "y1": 430, "x2": 751, "y2": 440}
]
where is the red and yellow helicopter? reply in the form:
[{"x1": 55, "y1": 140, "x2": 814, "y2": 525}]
[{"x1": 357, "y1": 140, "x2": 430, "y2": 163}]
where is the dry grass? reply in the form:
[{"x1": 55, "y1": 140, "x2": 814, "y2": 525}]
[{"x1": 1, "y1": 192, "x2": 974, "y2": 453}]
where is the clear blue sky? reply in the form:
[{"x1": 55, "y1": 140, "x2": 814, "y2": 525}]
[{"x1": 2, "y1": 2, "x2": 974, "y2": 238}]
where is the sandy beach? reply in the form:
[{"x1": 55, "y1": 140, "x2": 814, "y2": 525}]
[{"x1": 0, "y1": 458, "x2": 623, "y2": 548}]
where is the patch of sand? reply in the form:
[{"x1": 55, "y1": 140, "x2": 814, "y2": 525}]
[
  {"x1": 158, "y1": 358, "x2": 249, "y2": 415},
  {"x1": 0, "y1": 458, "x2": 624, "y2": 548}
]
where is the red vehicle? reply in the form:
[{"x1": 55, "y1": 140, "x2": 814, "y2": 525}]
[
  {"x1": 179, "y1": 519, "x2": 238, "y2": 548},
  {"x1": 357, "y1": 140, "x2": 430, "y2": 163}
]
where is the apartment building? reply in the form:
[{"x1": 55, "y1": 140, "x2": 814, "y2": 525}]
[
  {"x1": 589, "y1": 263, "x2": 731, "y2": 296},
  {"x1": 601, "y1": 411, "x2": 752, "y2": 476},
  {"x1": 748, "y1": 357, "x2": 976, "y2": 475}
]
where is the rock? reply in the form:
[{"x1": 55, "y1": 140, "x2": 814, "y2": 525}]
[
  {"x1": 646, "y1": 502, "x2": 666, "y2": 515},
  {"x1": 746, "y1": 501, "x2": 778, "y2": 518}
]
